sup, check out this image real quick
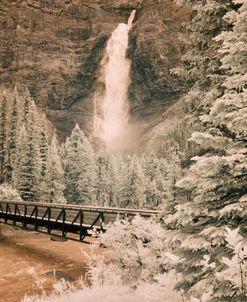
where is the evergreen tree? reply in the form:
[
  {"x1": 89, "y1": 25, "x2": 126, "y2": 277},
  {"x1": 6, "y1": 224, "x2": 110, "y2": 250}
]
[
  {"x1": 63, "y1": 124, "x2": 96, "y2": 204},
  {"x1": 143, "y1": 154, "x2": 165, "y2": 208},
  {"x1": 165, "y1": 2, "x2": 247, "y2": 300},
  {"x1": 96, "y1": 155, "x2": 124, "y2": 207},
  {"x1": 77, "y1": 136, "x2": 97, "y2": 205},
  {"x1": 215, "y1": 0, "x2": 247, "y2": 92},
  {"x1": 43, "y1": 135, "x2": 66, "y2": 204},
  {"x1": 107, "y1": 155, "x2": 122, "y2": 207},
  {"x1": 12, "y1": 126, "x2": 35, "y2": 200},
  {"x1": 22, "y1": 88, "x2": 33, "y2": 126},
  {"x1": 145, "y1": 179, "x2": 161, "y2": 209},
  {"x1": 0, "y1": 93, "x2": 8, "y2": 183},
  {"x1": 173, "y1": 0, "x2": 231, "y2": 88},
  {"x1": 95, "y1": 156, "x2": 110, "y2": 206},
  {"x1": 5, "y1": 87, "x2": 20, "y2": 182},
  {"x1": 12, "y1": 98, "x2": 41, "y2": 201},
  {"x1": 39, "y1": 114, "x2": 49, "y2": 177},
  {"x1": 119, "y1": 156, "x2": 146, "y2": 209},
  {"x1": 143, "y1": 153, "x2": 160, "y2": 182}
]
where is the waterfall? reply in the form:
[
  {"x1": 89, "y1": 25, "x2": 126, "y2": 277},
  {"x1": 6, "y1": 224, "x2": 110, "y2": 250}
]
[{"x1": 93, "y1": 10, "x2": 136, "y2": 152}]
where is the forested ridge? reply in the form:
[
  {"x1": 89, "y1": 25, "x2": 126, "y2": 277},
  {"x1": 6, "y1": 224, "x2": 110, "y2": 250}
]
[{"x1": 0, "y1": 0, "x2": 247, "y2": 301}]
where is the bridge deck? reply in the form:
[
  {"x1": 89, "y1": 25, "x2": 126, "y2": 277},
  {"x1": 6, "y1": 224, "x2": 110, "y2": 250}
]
[{"x1": 0, "y1": 201, "x2": 160, "y2": 242}]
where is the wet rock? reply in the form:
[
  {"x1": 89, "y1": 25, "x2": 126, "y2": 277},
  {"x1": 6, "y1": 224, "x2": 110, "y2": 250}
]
[
  {"x1": 44, "y1": 270, "x2": 75, "y2": 282},
  {"x1": 50, "y1": 235, "x2": 68, "y2": 242}
]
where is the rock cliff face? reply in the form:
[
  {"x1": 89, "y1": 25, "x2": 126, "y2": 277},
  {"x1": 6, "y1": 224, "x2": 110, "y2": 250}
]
[
  {"x1": 0, "y1": 0, "x2": 191, "y2": 139},
  {"x1": 128, "y1": 0, "x2": 191, "y2": 125}
]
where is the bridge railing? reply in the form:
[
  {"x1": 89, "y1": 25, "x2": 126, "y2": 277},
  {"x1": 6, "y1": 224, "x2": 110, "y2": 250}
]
[{"x1": 0, "y1": 201, "x2": 161, "y2": 242}]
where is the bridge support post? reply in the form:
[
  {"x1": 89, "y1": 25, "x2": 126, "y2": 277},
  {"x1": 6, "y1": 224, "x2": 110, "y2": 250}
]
[
  {"x1": 47, "y1": 207, "x2": 51, "y2": 233},
  {"x1": 5, "y1": 203, "x2": 10, "y2": 223},
  {"x1": 13, "y1": 204, "x2": 17, "y2": 226},
  {"x1": 62, "y1": 209, "x2": 66, "y2": 237},
  {"x1": 23, "y1": 205, "x2": 27, "y2": 228},
  {"x1": 100, "y1": 212, "x2": 105, "y2": 232},
  {"x1": 34, "y1": 207, "x2": 38, "y2": 231}
]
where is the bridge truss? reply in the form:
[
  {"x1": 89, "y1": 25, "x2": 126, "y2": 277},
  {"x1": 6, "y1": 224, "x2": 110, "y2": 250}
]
[{"x1": 0, "y1": 201, "x2": 160, "y2": 242}]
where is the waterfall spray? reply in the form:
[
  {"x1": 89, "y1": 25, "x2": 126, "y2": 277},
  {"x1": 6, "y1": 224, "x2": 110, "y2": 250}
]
[{"x1": 93, "y1": 10, "x2": 136, "y2": 152}]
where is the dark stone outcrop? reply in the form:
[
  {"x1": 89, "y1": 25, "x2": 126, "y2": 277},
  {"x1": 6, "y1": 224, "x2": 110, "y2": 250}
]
[
  {"x1": 0, "y1": 0, "x2": 191, "y2": 139},
  {"x1": 128, "y1": 0, "x2": 191, "y2": 126}
]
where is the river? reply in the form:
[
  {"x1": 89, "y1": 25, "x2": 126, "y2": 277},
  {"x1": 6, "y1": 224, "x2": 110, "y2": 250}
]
[{"x1": 0, "y1": 224, "x2": 102, "y2": 302}]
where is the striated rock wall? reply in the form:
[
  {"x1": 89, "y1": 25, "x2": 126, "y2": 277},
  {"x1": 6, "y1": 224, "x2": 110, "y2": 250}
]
[
  {"x1": 0, "y1": 0, "x2": 191, "y2": 139},
  {"x1": 129, "y1": 0, "x2": 191, "y2": 126}
]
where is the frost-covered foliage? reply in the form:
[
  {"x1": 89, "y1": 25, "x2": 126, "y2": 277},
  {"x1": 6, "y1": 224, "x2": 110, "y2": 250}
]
[
  {"x1": 2, "y1": 2, "x2": 247, "y2": 300},
  {"x1": 7, "y1": 87, "x2": 20, "y2": 182},
  {"x1": 119, "y1": 156, "x2": 146, "y2": 208},
  {"x1": 0, "y1": 87, "x2": 177, "y2": 207},
  {"x1": 0, "y1": 88, "x2": 64, "y2": 202},
  {"x1": 162, "y1": 1, "x2": 247, "y2": 301},
  {"x1": 215, "y1": 0, "x2": 247, "y2": 92},
  {"x1": 23, "y1": 272, "x2": 184, "y2": 302},
  {"x1": 60, "y1": 134, "x2": 178, "y2": 208},
  {"x1": 23, "y1": 216, "x2": 247, "y2": 301},
  {"x1": 23, "y1": 219, "x2": 246, "y2": 302},
  {"x1": 0, "y1": 184, "x2": 22, "y2": 202},
  {"x1": 215, "y1": 228, "x2": 247, "y2": 300},
  {"x1": 23, "y1": 216, "x2": 183, "y2": 302},
  {"x1": 172, "y1": 0, "x2": 231, "y2": 86},
  {"x1": 0, "y1": 93, "x2": 7, "y2": 183},
  {"x1": 89, "y1": 216, "x2": 179, "y2": 286},
  {"x1": 42, "y1": 135, "x2": 66, "y2": 204},
  {"x1": 23, "y1": 275, "x2": 183, "y2": 302},
  {"x1": 63, "y1": 124, "x2": 97, "y2": 205}
]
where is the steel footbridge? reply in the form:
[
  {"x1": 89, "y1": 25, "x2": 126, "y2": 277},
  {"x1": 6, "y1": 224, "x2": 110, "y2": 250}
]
[{"x1": 0, "y1": 201, "x2": 160, "y2": 242}]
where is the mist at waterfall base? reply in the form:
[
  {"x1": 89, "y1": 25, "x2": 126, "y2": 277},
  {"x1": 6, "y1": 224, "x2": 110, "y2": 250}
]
[{"x1": 93, "y1": 10, "x2": 142, "y2": 153}]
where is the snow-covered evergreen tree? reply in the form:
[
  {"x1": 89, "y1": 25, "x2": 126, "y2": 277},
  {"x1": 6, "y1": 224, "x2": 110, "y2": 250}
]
[
  {"x1": 142, "y1": 153, "x2": 160, "y2": 182},
  {"x1": 22, "y1": 88, "x2": 33, "y2": 126},
  {"x1": 0, "y1": 93, "x2": 7, "y2": 183},
  {"x1": 77, "y1": 134, "x2": 97, "y2": 205},
  {"x1": 0, "y1": 183, "x2": 23, "y2": 202},
  {"x1": 43, "y1": 135, "x2": 66, "y2": 204},
  {"x1": 93, "y1": 215, "x2": 177, "y2": 286},
  {"x1": 5, "y1": 87, "x2": 20, "y2": 182},
  {"x1": 119, "y1": 156, "x2": 146, "y2": 208},
  {"x1": 12, "y1": 126, "x2": 34, "y2": 200},
  {"x1": 106, "y1": 155, "x2": 123, "y2": 207},
  {"x1": 165, "y1": 2, "x2": 247, "y2": 300},
  {"x1": 145, "y1": 179, "x2": 161, "y2": 209},
  {"x1": 12, "y1": 97, "x2": 41, "y2": 201},
  {"x1": 173, "y1": 0, "x2": 231, "y2": 88},
  {"x1": 63, "y1": 124, "x2": 96, "y2": 204},
  {"x1": 96, "y1": 155, "x2": 124, "y2": 207},
  {"x1": 143, "y1": 154, "x2": 165, "y2": 208},
  {"x1": 39, "y1": 114, "x2": 49, "y2": 177},
  {"x1": 95, "y1": 156, "x2": 110, "y2": 206}
]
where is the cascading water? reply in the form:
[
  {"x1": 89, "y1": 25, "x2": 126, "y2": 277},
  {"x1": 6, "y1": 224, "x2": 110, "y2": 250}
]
[{"x1": 93, "y1": 10, "x2": 136, "y2": 152}]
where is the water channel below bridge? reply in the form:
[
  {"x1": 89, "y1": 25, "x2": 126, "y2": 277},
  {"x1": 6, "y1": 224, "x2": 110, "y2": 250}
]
[{"x1": 0, "y1": 224, "x2": 103, "y2": 302}]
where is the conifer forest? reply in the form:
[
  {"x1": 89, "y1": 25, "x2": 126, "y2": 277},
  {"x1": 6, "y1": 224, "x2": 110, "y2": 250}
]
[{"x1": 0, "y1": 0, "x2": 246, "y2": 301}]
